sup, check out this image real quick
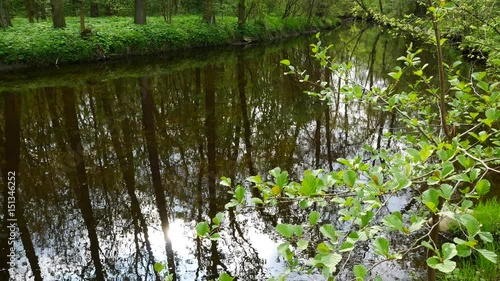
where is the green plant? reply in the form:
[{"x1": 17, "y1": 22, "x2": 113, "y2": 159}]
[{"x1": 196, "y1": 1, "x2": 499, "y2": 280}]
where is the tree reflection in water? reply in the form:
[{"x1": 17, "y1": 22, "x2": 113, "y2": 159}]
[{"x1": 0, "y1": 23, "x2": 470, "y2": 280}]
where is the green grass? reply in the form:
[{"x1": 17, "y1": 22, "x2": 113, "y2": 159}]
[
  {"x1": 439, "y1": 199, "x2": 500, "y2": 281},
  {"x1": 0, "y1": 15, "x2": 338, "y2": 65}
]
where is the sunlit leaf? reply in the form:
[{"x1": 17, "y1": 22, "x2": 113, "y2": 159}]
[
  {"x1": 196, "y1": 222, "x2": 209, "y2": 236},
  {"x1": 476, "y1": 249, "x2": 497, "y2": 264}
]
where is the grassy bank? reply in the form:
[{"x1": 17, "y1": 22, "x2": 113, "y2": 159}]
[
  {"x1": 439, "y1": 199, "x2": 500, "y2": 281},
  {"x1": 0, "y1": 15, "x2": 337, "y2": 66}
]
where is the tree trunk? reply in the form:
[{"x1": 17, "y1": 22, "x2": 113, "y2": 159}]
[
  {"x1": 0, "y1": 0, "x2": 12, "y2": 28},
  {"x1": 90, "y1": 2, "x2": 99, "y2": 17},
  {"x1": 25, "y1": 0, "x2": 36, "y2": 23},
  {"x1": 134, "y1": 0, "x2": 146, "y2": 24},
  {"x1": 50, "y1": 0, "x2": 66, "y2": 28},
  {"x1": 237, "y1": 0, "x2": 245, "y2": 29},
  {"x1": 79, "y1": 0, "x2": 85, "y2": 31},
  {"x1": 203, "y1": 0, "x2": 215, "y2": 24}
]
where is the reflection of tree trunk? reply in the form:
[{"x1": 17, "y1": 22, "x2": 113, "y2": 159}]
[
  {"x1": 314, "y1": 111, "x2": 321, "y2": 169},
  {"x1": 1, "y1": 93, "x2": 43, "y2": 281},
  {"x1": 102, "y1": 83, "x2": 160, "y2": 281},
  {"x1": 325, "y1": 106, "x2": 333, "y2": 171},
  {"x1": 194, "y1": 67, "x2": 205, "y2": 280},
  {"x1": 386, "y1": 112, "x2": 396, "y2": 149},
  {"x1": 61, "y1": 88, "x2": 105, "y2": 281},
  {"x1": 204, "y1": 65, "x2": 222, "y2": 278},
  {"x1": 237, "y1": 53, "x2": 255, "y2": 176},
  {"x1": 139, "y1": 77, "x2": 176, "y2": 278}
]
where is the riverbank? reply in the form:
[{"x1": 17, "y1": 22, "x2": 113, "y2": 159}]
[{"x1": 0, "y1": 15, "x2": 338, "y2": 67}]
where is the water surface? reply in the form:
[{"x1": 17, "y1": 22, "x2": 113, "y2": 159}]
[{"x1": 0, "y1": 23, "x2": 474, "y2": 280}]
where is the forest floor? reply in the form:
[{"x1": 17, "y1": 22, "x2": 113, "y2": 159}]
[{"x1": 0, "y1": 15, "x2": 338, "y2": 67}]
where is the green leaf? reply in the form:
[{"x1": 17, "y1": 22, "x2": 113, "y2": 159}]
[
  {"x1": 395, "y1": 173, "x2": 411, "y2": 190},
  {"x1": 383, "y1": 212, "x2": 404, "y2": 232},
  {"x1": 235, "y1": 186, "x2": 245, "y2": 203},
  {"x1": 300, "y1": 174, "x2": 321, "y2": 196},
  {"x1": 276, "y1": 171, "x2": 288, "y2": 188},
  {"x1": 441, "y1": 161, "x2": 454, "y2": 179},
  {"x1": 280, "y1": 59, "x2": 290, "y2": 66},
  {"x1": 218, "y1": 273, "x2": 234, "y2": 281},
  {"x1": 343, "y1": 170, "x2": 357, "y2": 187},
  {"x1": 476, "y1": 179, "x2": 491, "y2": 196},
  {"x1": 320, "y1": 224, "x2": 337, "y2": 241},
  {"x1": 220, "y1": 177, "x2": 231, "y2": 187},
  {"x1": 478, "y1": 232, "x2": 493, "y2": 243},
  {"x1": 277, "y1": 242, "x2": 290, "y2": 256},
  {"x1": 442, "y1": 243, "x2": 457, "y2": 260},
  {"x1": 251, "y1": 197, "x2": 264, "y2": 205},
  {"x1": 459, "y1": 214, "x2": 481, "y2": 238},
  {"x1": 299, "y1": 199, "x2": 313, "y2": 209},
  {"x1": 388, "y1": 71, "x2": 402, "y2": 80},
  {"x1": 439, "y1": 184, "x2": 454, "y2": 200},
  {"x1": 196, "y1": 222, "x2": 209, "y2": 236},
  {"x1": 154, "y1": 262, "x2": 166, "y2": 273},
  {"x1": 320, "y1": 253, "x2": 342, "y2": 273},
  {"x1": 476, "y1": 249, "x2": 497, "y2": 264},
  {"x1": 309, "y1": 211, "x2": 321, "y2": 225},
  {"x1": 452, "y1": 173, "x2": 471, "y2": 183},
  {"x1": 420, "y1": 148, "x2": 433, "y2": 162},
  {"x1": 246, "y1": 175, "x2": 262, "y2": 184},
  {"x1": 353, "y1": 264, "x2": 367, "y2": 280},
  {"x1": 225, "y1": 200, "x2": 239, "y2": 209},
  {"x1": 456, "y1": 244, "x2": 472, "y2": 257},
  {"x1": 373, "y1": 237, "x2": 390, "y2": 257},
  {"x1": 406, "y1": 148, "x2": 421, "y2": 162},
  {"x1": 210, "y1": 233, "x2": 221, "y2": 240},
  {"x1": 297, "y1": 239, "x2": 309, "y2": 251},
  {"x1": 408, "y1": 217, "x2": 427, "y2": 233},
  {"x1": 212, "y1": 212, "x2": 225, "y2": 225},
  {"x1": 427, "y1": 257, "x2": 456, "y2": 273},
  {"x1": 276, "y1": 224, "x2": 294, "y2": 238},
  {"x1": 457, "y1": 155, "x2": 474, "y2": 169},
  {"x1": 339, "y1": 241, "x2": 354, "y2": 252},
  {"x1": 421, "y1": 241, "x2": 435, "y2": 252},
  {"x1": 485, "y1": 108, "x2": 500, "y2": 121},
  {"x1": 422, "y1": 188, "x2": 440, "y2": 213}
]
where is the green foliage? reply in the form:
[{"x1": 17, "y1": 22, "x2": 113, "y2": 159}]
[
  {"x1": 0, "y1": 15, "x2": 336, "y2": 65},
  {"x1": 196, "y1": 20, "x2": 500, "y2": 278}
]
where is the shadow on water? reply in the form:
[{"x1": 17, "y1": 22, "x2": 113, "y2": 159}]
[{"x1": 0, "y1": 23, "x2": 478, "y2": 280}]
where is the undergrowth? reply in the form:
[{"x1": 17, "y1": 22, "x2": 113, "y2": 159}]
[{"x1": 0, "y1": 15, "x2": 337, "y2": 65}]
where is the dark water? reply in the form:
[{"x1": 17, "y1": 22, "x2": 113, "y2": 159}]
[{"x1": 0, "y1": 23, "x2": 476, "y2": 281}]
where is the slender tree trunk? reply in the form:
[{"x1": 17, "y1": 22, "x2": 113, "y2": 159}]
[
  {"x1": 50, "y1": 0, "x2": 66, "y2": 27},
  {"x1": 203, "y1": 0, "x2": 215, "y2": 24},
  {"x1": 134, "y1": 0, "x2": 146, "y2": 24},
  {"x1": 427, "y1": 0, "x2": 452, "y2": 139},
  {"x1": 0, "y1": 0, "x2": 12, "y2": 28},
  {"x1": 237, "y1": 0, "x2": 245, "y2": 29},
  {"x1": 90, "y1": 2, "x2": 99, "y2": 17},
  {"x1": 237, "y1": 53, "x2": 255, "y2": 176},
  {"x1": 25, "y1": 0, "x2": 36, "y2": 23},
  {"x1": 79, "y1": 0, "x2": 85, "y2": 31}
]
